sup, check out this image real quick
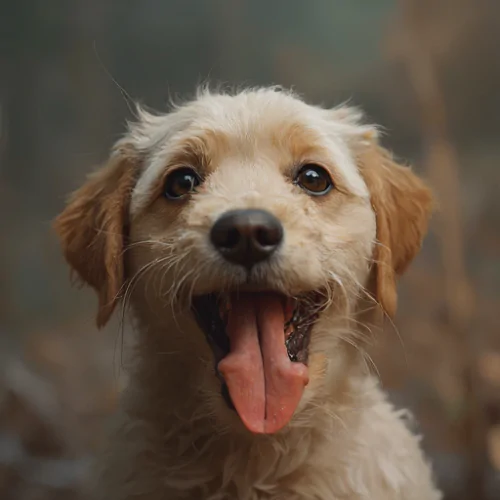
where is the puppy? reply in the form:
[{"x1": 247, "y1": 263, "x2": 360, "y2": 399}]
[{"x1": 55, "y1": 87, "x2": 441, "y2": 499}]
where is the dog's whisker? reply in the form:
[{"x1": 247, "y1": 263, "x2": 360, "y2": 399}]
[
  {"x1": 354, "y1": 284, "x2": 408, "y2": 368},
  {"x1": 118, "y1": 238, "x2": 177, "y2": 259},
  {"x1": 117, "y1": 255, "x2": 172, "y2": 343}
]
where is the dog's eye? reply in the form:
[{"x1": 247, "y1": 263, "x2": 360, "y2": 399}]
[
  {"x1": 163, "y1": 168, "x2": 201, "y2": 200},
  {"x1": 294, "y1": 164, "x2": 333, "y2": 196}
]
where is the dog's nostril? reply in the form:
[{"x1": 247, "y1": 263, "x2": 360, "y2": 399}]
[
  {"x1": 254, "y1": 226, "x2": 282, "y2": 248},
  {"x1": 210, "y1": 209, "x2": 283, "y2": 268}
]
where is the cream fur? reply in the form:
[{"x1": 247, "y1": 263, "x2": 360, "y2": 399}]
[
  {"x1": 55, "y1": 87, "x2": 441, "y2": 500},
  {"x1": 129, "y1": 87, "x2": 372, "y2": 216}
]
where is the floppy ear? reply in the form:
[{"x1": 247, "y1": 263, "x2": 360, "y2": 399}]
[
  {"x1": 54, "y1": 147, "x2": 138, "y2": 327},
  {"x1": 357, "y1": 144, "x2": 434, "y2": 318}
]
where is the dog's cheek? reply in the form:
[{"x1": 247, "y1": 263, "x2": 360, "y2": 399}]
[
  {"x1": 275, "y1": 203, "x2": 328, "y2": 288},
  {"x1": 126, "y1": 219, "x2": 185, "y2": 308},
  {"x1": 278, "y1": 236, "x2": 325, "y2": 290},
  {"x1": 320, "y1": 202, "x2": 375, "y2": 285}
]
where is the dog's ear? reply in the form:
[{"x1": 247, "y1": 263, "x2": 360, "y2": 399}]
[
  {"x1": 357, "y1": 144, "x2": 433, "y2": 318},
  {"x1": 54, "y1": 146, "x2": 138, "y2": 327}
]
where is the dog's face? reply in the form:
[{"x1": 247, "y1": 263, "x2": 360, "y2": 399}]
[{"x1": 55, "y1": 88, "x2": 433, "y2": 435}]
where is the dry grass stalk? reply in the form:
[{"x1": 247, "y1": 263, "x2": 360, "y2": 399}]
[{"x1": 390, "y1": 1, "x2": 489, "y2": 498}]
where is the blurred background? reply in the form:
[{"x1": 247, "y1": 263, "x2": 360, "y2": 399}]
[{"x1": 1, "y1": 0, "x2": 499, "y2": 498}]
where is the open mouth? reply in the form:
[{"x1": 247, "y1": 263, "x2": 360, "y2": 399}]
[{"x1": 191, "y1": 291, "x2": 322, "y2": 434}]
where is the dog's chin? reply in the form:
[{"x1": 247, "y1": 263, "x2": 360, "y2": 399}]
[{"x1": 191, "y1": 288, "x2": 325, "y2": 435}]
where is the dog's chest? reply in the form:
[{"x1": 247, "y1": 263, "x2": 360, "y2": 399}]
[{"x1": 161, "y1": 443, "x2": 349, "y2": 500}]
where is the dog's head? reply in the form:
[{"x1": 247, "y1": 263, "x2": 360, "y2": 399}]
[{"x1": 55, "y1": 88, "x2": 432, "y2": 434}]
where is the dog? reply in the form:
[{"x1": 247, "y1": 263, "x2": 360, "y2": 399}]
[{"x1": 55, "y1": 87, "x2": 441, "y2": 499}]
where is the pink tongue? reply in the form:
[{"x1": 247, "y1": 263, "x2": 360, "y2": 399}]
[{"x1": 217, "y1": 293, "x2": 309, "y2": 434}]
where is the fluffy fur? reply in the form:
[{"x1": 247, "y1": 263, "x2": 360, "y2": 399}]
[{"x1": 55, "y1": 87, "x2": 441, "y2": 499}]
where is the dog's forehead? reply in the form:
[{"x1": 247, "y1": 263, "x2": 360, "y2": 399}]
[{"x1": 130, "y1": 90, "x2": 370, "y2": 215}]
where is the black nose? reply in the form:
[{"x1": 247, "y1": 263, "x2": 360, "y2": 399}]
[{"x1": 210, "y1": 209, "x2": 283, "y2": 268}]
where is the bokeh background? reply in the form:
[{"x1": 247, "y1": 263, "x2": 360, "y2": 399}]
[{"x1": 1, "y1": 1, "x2": 499, "y2": 499}]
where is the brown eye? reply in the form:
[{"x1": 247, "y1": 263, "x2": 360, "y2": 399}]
[
  {"x1": 164, "y1": 167, "x2": 201, "y2": 200},
  {"x1": 294, "y1": 164, "x2": 333, "y2": 196}
]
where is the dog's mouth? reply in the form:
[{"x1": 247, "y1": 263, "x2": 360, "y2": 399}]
[{"x1": 191, "y1": 291, "x2": 322, "y2": 434}]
